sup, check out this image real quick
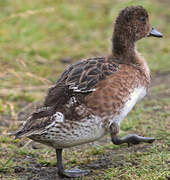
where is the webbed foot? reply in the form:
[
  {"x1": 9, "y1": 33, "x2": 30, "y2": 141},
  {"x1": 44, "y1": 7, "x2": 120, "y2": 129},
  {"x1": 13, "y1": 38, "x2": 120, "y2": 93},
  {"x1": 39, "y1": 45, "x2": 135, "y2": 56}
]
[
  {"x1": 58, "y1": 168, "x2": 90, "y2": 178},
  {"x1": 56, "y1": 149, "x2": 90, "y2": 178},
  {"x1": 112, "y1": 134, "x2": 155, "y2": 146}
]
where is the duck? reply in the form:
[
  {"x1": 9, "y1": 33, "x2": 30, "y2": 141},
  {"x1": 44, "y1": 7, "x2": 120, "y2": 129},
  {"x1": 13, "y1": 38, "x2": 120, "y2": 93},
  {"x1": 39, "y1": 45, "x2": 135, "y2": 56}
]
[{"x1": 14, "y1": 6, "x2": 162, "y2": 178}]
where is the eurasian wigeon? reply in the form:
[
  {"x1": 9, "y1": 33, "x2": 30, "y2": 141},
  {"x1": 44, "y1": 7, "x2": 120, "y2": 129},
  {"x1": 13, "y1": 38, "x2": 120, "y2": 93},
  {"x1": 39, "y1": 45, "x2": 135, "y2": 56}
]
[{"x1": 14, "y1": 6, "x2": 162, "y2": 178}]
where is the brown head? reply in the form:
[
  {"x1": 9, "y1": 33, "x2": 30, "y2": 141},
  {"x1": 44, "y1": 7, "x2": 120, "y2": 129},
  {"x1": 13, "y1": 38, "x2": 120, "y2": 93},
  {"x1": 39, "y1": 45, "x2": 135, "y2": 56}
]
[{"x1": 112, "y1": 6, "x2": 162, "y2": 63}]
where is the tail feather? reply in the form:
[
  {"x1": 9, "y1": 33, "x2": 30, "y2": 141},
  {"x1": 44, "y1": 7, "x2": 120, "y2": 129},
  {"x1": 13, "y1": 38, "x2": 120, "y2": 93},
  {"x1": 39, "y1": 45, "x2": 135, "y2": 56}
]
[
  {"x1": 10, "y1": 129, "x2": 26, "y2": 139},
  {"x1": 10, "y1": 106, "x2": 55, "y2": 139},
  {"x1": 12, "y1": 129, "x2": 41, "y2": 139}
]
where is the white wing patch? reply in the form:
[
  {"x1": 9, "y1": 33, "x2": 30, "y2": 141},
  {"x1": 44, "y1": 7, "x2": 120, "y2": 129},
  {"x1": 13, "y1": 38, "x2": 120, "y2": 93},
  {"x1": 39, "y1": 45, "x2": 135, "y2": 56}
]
[
  {"x1": 73, "y1": 88, "x2": 96, "y2": 93},
  {"x1": 46, "y1": 112, "x2": 64, "y2": 129},
  {"x1": 69, "y1": 84, "x2": 96, "y2": 93},
  {"x1": 53, "y1": 112, "x2": 64, "y2": 122}
]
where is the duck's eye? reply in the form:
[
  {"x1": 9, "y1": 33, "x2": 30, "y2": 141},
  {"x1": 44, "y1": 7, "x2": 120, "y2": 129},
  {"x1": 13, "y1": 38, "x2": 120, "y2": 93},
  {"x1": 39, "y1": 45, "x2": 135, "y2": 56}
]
[{"x1": 140, "y1": 16, "x2": 146, "y2": 23}]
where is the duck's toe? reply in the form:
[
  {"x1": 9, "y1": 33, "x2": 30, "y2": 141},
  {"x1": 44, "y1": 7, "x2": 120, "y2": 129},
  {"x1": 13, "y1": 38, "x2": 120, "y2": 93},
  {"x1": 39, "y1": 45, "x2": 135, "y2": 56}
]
[
  {"x1": 141, "y1": 136, "x2": 155, "y2": 143},
  {"x1": 112, "y1": 134, "x2": 155, "y2": 147},
  {"x1": 125, "y1": 134, "x2": 155, "y2": 146},
  {"x1": 59, "y1": 168, "x2": 90, "y2": 178}
]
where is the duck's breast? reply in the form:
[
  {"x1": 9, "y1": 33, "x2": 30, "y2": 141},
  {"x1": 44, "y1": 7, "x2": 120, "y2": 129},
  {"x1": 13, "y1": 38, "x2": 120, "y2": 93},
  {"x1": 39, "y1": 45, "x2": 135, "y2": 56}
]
[{"x1": 111, "y1": 86, "x2": 146, "y2": 126}]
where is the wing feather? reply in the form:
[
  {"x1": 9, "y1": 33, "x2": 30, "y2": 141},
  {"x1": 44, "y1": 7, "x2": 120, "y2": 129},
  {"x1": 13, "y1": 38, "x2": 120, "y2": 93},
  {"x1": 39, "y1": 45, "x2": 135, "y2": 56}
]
[{"x1": 44, "y1": 56, "x2": 119, "y2": 106}]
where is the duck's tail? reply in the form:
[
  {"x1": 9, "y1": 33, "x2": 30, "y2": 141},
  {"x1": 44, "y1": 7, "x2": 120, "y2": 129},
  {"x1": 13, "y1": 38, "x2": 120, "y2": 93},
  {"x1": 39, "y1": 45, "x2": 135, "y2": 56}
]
[
  {"x1": 10, "y1": 106, "x2": 56, "y2": 139},
  {"x1": 10, "y1": 125, "x2": 30, "y2": 139},
  {"x1": 9, "y1": 130, "x2": 23, "y2": 139},
  {"x1": 11, "y1": 127, "x2": 40, "y2": 139}
]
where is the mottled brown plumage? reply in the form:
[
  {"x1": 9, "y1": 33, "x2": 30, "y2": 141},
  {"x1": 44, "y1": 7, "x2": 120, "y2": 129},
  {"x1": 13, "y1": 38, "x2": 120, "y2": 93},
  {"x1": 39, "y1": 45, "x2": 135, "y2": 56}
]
[
  {"x1": 14, "y1": 6, "x2": 162, "y2": 178},
  {"x1": 85, "y1": 58, "x2": 150, "y2": 117},
  {"x1": 43, "y1": 56, "x2": 119, "y2": 107}
]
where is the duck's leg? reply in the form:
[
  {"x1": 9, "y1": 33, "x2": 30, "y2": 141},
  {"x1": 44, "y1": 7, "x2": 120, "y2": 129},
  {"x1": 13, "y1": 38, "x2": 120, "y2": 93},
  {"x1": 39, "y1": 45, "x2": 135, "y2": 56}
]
[
  {"x1": 56, "y1": 149, "x2": 90, "y2": 178},
  {"x1": 110, "y1": 122, "x2": 155, "y2": 147}
]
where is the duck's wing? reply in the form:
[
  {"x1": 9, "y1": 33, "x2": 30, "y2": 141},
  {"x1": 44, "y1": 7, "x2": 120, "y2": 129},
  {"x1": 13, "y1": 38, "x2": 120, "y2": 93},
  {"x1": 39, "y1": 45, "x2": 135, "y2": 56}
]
[
  {"x1": 66, "y1": 57, "x2": 119, "y2": 92},
  {"x1": 44, "y1": 56, "x2": 119, "y2": 107}
]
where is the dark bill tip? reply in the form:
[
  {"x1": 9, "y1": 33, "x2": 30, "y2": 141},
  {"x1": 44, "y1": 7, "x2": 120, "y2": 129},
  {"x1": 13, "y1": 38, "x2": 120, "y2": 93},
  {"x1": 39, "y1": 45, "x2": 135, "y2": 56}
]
[{"x1": 149, "y1": 27, "x2": 163, "y2": 38}]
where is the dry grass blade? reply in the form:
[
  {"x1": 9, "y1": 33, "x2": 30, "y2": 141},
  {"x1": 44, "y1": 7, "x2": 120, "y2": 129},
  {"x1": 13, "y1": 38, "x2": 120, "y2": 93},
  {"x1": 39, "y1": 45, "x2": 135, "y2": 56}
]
[
  {"x1": 0, "y1": 86, "x2": 48, "y2": 97},
  {"x1": 26, "y1": 72, "x2": 51, "y2": 84},
  {"x1": 7, "y1": 102, "x2": 17, "y2": 121},
  {"x1": 7, "y1": 69, "x2": 22, "y2": 81},
  {"x1": 0, "y1": 72, "x2": 7, "y2": 79},
  {"x1": 0, "y1": 7, "x2": 56, "y2": 24}
]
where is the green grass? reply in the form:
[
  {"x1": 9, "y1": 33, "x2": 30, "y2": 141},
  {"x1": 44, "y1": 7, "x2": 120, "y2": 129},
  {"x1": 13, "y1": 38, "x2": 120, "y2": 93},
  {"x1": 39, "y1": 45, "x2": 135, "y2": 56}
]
[{"x1": 0, "y1": 0, "x2": 170, "y2": 179}]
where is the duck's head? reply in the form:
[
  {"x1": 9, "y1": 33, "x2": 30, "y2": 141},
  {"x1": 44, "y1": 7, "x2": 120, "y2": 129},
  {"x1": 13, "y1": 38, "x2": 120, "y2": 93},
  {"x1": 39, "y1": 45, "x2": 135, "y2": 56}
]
[{"x1": 113, "y1": 6, "x2": 162, "y2": 42}]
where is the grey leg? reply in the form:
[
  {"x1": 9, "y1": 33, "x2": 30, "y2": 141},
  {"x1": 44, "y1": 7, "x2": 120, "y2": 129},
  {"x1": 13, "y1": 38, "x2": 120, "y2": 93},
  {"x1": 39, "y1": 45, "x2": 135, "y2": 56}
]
[
  {"x1": 110, "y1": 122, "x2": 155, "y2": 146},
  {"x1": 56, "y1": 149, "x2": 90, "y2": 178}
]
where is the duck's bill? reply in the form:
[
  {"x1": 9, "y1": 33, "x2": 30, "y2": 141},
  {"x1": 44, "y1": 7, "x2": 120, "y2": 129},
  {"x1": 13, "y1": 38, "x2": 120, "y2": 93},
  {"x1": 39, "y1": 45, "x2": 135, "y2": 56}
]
[{"x1": 149, "y1": 27, "x2": 163, "y2": 38}]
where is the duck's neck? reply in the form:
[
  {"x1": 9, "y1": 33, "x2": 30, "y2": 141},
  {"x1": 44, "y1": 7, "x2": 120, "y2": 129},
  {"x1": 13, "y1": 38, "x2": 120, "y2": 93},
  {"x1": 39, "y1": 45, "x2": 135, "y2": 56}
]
[
  {"x1": 112, "y1": 35, "x2": 137, "y2": 64},
  {"x1": 112, "y1": 33, "x2": 150, "y2": 83}
]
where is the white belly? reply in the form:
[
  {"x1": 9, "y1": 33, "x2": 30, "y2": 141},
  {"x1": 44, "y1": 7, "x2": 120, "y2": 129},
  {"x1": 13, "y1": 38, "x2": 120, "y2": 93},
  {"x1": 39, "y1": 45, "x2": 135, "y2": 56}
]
[
  {"x1": 111, "y1": 87, "x2": 146, "y2": 126},
  {"x1": 40, "y1": 116, "x2": 107, "y2": 149}
]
